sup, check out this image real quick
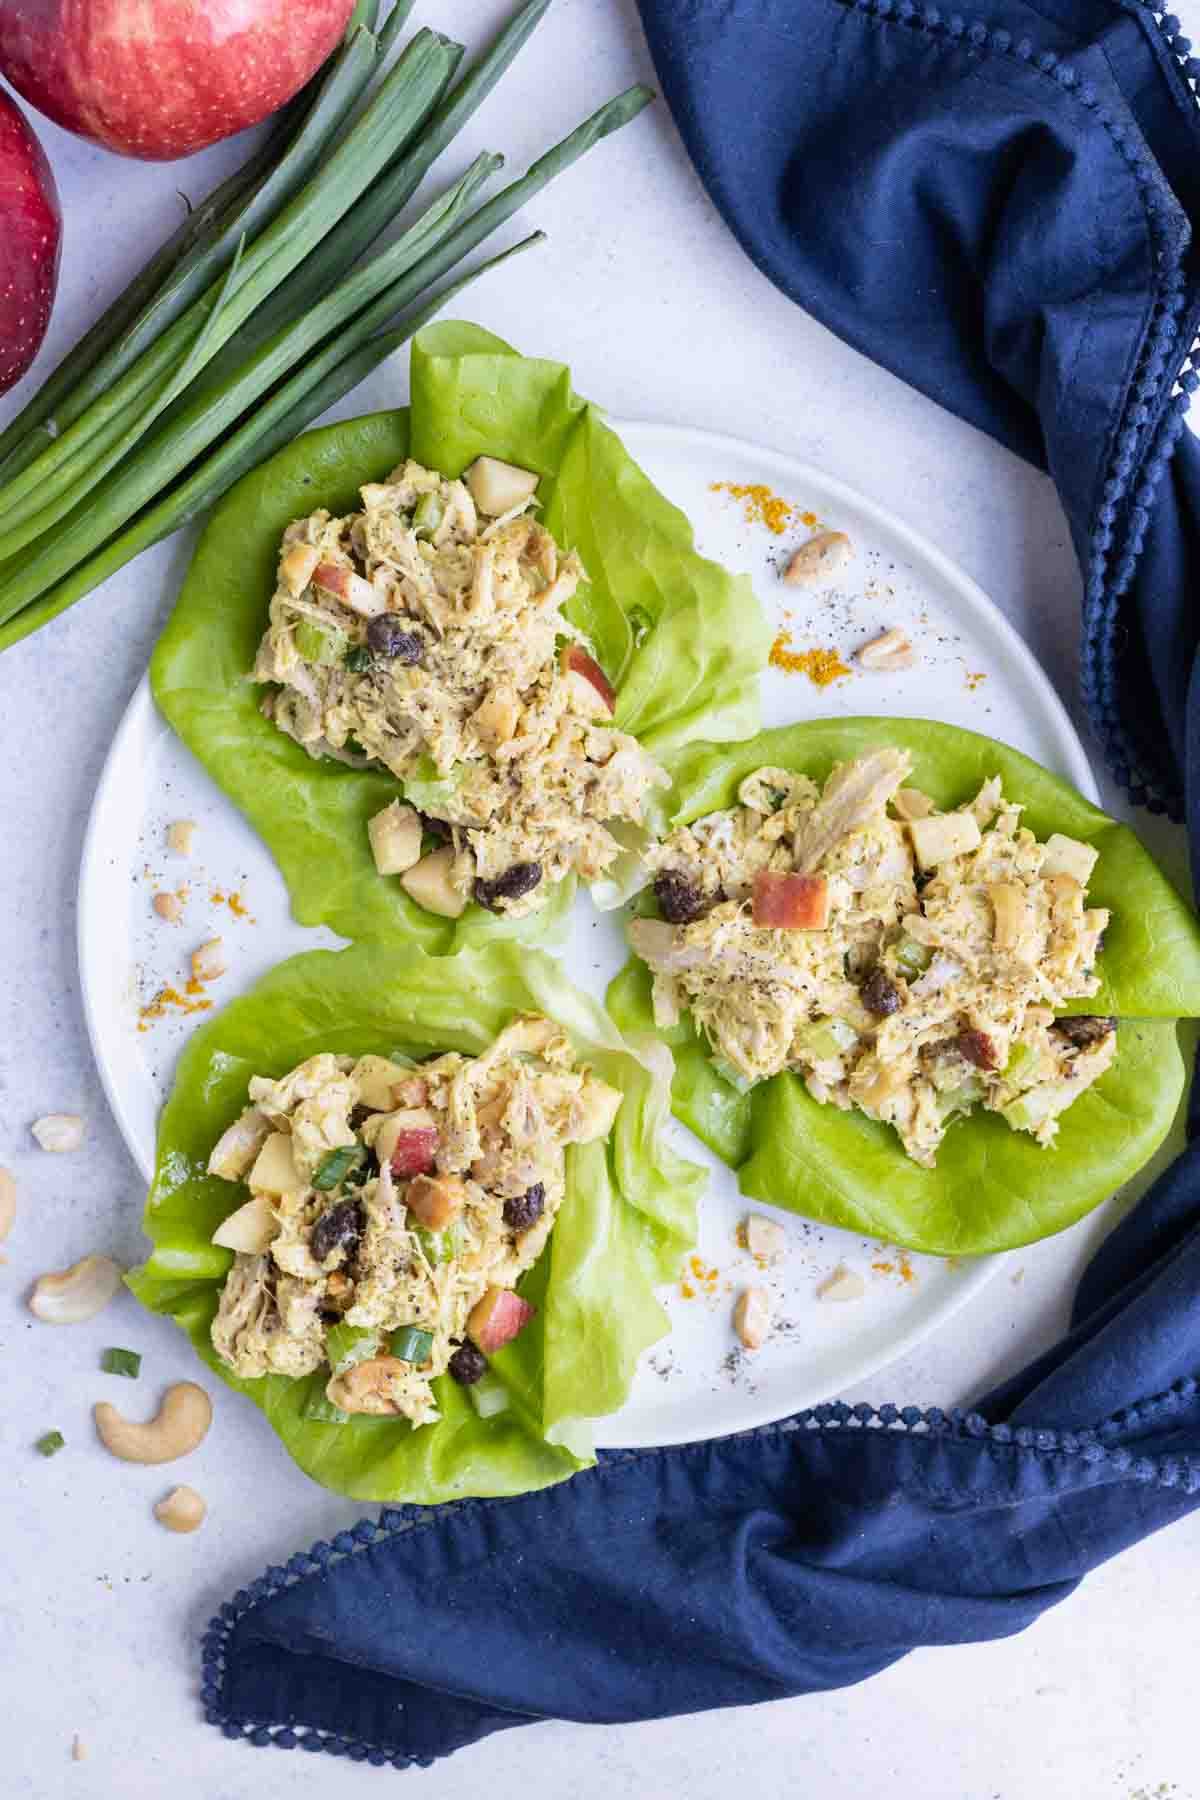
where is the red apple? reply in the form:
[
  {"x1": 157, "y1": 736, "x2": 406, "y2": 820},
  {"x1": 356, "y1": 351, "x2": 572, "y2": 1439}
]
[
  {"x1": 752, "y1": 870, "x2": 831, "y2": 930},
  {"x1": 0, "y1": 0, "x2": 355, "y2": 162},
  {"x1": 389, "y1": 1129, "x2": 439, "y2": 1181},
  {"x1": 560, "y1": 642, "x2": 616, "y2": 717},
  {"x1": 0, "y1": 88, "x2": 60, "y2": 396},
  {"x1": 467, "y1": 1286, "x2": 536, "y2": 1354}
]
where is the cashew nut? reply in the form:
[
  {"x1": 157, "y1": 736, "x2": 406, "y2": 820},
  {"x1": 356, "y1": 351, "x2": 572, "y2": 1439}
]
[
  {"x1": 191, "y1": 938, "x2": 227, "y2": 983},
  {"x1": 31, "y1": 1113, "x2": 86, "y2": 1152},
  {"x1": 783, "y1": 529, "x2": 852, "y2": 588},
  {"x1": 0, "y1": 1167, "x2": 15, "y2": 1242},
  {"x1": 733, "y1": 1285, "x2": 772, "y2": 1351},
  {"x1": 94, "y1": 1381, "x2": 212, "y2": 1464},
  {"x1": 154, "y1": 1485, "x2": 207, "y2": 1533},
  {"x1": 816, "y1": 1263, "x2": 866, "y2": 1303},
  {"x1": 326, "y1": 1356, "x2": 406, "y2": 1416},
  {"x1": 857, "y1": 626, "x2": 917, "y2": 671},
  {"x1": 29, "y1": 1253, "x2": 124, "y2": 1323}
]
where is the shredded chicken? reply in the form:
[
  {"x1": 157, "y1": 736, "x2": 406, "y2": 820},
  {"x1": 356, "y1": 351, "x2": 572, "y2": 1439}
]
[
  {"x1": 208, "y1": 1018, "x2": 622, "y2": 1425},
  {"x1": 635, "y1": 753, "x2": 1114, "y2": 1165},
  {"x1": 253, "y1": 458, "x2": 667, "y2": 917}
]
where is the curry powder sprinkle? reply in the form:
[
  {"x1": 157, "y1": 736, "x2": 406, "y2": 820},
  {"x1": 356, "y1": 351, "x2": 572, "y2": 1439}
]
[
  {"x1": 137, "y1": 984, "x2": 213, "y2": 1032},
  {"x1": 711, "y1": 480, "x2": 794, "y2": 535},
  {"x1": 769, "y1": 631, "x2": 851, "y2": 686}
]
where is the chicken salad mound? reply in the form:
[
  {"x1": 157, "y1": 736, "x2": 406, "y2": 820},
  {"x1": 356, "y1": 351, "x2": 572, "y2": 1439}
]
[
  {"x1": 252, "y1": 454, "x2": 668, "y2": 920},
  {"x1": 207, "y1": 1015, "x2": 622, "y2": 1425},
  {"x1": 630, "y1": 747, "x2": 1114, "y2": 1167}
]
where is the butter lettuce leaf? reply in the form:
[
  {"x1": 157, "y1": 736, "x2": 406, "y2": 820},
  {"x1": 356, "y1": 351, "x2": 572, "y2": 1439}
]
[
  {"x1": 129, "y1": 942, "x2": 703, "y2": 1503},
  {"x1": 608, "y1": 717, "x2": 1200, "y2": 1255},
  {"x1": 150, "y1": 322, "x2": 769, "y2": 950}
]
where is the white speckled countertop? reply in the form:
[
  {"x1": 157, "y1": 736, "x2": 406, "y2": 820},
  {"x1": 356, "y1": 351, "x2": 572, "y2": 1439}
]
[{"x1": 3, "y1": 3, "x2": 1198, "y2": 1795}]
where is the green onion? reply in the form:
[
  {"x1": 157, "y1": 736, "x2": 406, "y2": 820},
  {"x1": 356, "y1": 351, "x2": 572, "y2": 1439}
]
[
  {"x1": 301, "y1": 1391, "x2": 351, "y2": 1424},
  {"x1": 468, "y1": 1371, "x2": 511, "y2": 1419},
  {"x1": 313, "y1": 1145, "x2": 367, "y2": 1191},
  {"x1": 325, "y1": 1322, "x2": 380, "y2": 1375},
  {"x1": 415, "y1": 1223, "x2": 460, "y2": 1264},
  {"x1": 390, "y1": 1325, "x2": 434, "y2": 1363},
  {"x1": 1003, "y1": 1042, "x2": 1041, "y2": 1088},
  {"x1": 35, "y1": 1430, "x2": 65, "y2": 1457},
  {"x1": 101, "y1": 1348, "x2": 142, "y2": 1379},
  {"x1": 893, "y1": 936, "x2": 932, "y2": 980},
  {"x1": 345, "y1": 644, "x2": 374, "y2": 672}
]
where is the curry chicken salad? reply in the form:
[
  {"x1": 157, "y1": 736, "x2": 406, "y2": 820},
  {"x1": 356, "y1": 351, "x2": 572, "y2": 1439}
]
[
  {"x1": 206, "y1": 1015, "x2": 621, "y2": 1424},
  {"x1": 253, "y1": 453, "x2": 667, "y2": 919},
  {"x1": 630, "y1": 747, "x2": 1115, "y2": 1166}
]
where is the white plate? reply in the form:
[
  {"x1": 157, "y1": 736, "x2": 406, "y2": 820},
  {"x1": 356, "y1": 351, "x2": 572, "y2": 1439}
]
[{"x1": 79, "y1": 420, "x2": 1100, "y2": 1450}]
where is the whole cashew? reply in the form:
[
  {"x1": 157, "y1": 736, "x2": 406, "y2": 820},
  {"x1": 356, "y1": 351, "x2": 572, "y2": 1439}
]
[
  {"x1": 154, "y1": 1485, "x2": 207, "y2": 1533},
  {"x1": 94, "y1": 1381, "x2": 212, "y2": 1464}
]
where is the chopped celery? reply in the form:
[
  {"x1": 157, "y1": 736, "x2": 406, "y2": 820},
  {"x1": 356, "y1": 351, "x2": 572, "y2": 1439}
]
[
  {"x1": 1002, "y1": 1087, "x2": 1063, "y2": 1131},
  {"x1": 468, "y1": 1371, "x2": 511, "y2": 1419},
  {"x1": 301, "y1": 1391, "x2": 350, "y2": 1424},
  {"x1": 796, "y1": 1016, "x2": 858, "y2": 1061},
  {"x1": 391, "y1": 1325, "x2": 434, "y2": 1363},
  {"x1": 1003, "y1": 1042, "x2": 1041, "y2": 1088},
  {"x1": 937, "y1": 1078, "x2": 983, "y2": 1118},
  {"x1": 412, "y1": 491, "x2": 444, "y2": 537},
  {"x1": 325, "y1": 1322, "x2": 379, "y2": 1376},
  {"x1": 295, "y1": 616, "x2": 349, "y2": 665},
  {"x1": 415, "y1": 1223, "x2": 460, "y2": 1265},
  {"x1": 894, "y1": 936, "x2": 932, "y2": 980},
  {"x1": 709, "y1": 1056, "x2": 755, "y2": 1094},
  {"x1": 403, "y1": 753, "x2": 463, "y2": 815},
  {"x1": 313, "y1": 1145, "x2": 365, "y2": 1191}
]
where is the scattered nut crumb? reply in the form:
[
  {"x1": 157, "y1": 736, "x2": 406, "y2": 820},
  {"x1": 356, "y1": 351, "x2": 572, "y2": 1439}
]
[
  {"x1": 167, "y1": 820, "x2": 196, "y2": 855},
  {"x1": 31, "y1": 1114, "x2": 86, "y2": 1153},
  {"x1": 743, "y1": 1213, "x2": 787, "y2": 1264},
  {"x1": 191, "y1": 938, "x2": 227, "y2": 983},
  {"x1": 783, "y1": 529, "x2": 852, "y2": 588},
  {"x1": 153, "y1": 891, "x2": 183, "y2": 922},
  {"x1": 857, "y1": 626, "x2": 917, "y2": 671},
  {"x1": 154, "y1": 1484, "x2": 207, "y2": 1534},
  {"x1": 816, "y1": 1264, "x2": 866, "y2": 1303},
  {"x1": 0, "y1": 1167, "x2": 15, "y2": 1242},
  {"x1": 733, "y1": 1285, "x2": 771, "y2": 1350},
  {"x1": 72, "y1": 1735, "x2": 85, "y2": 1763}
]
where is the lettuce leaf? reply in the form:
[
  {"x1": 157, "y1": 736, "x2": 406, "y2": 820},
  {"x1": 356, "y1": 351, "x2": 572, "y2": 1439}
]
[
  {"x1": 150, "y1": 321, "x2": 770, "y2": 951},
  {"x1": 608, "y1": 717, "x2": 1200, "y2": 1255},
  {"x1": 128, "y1": 942, "x2": 703, "y2": 1503}
]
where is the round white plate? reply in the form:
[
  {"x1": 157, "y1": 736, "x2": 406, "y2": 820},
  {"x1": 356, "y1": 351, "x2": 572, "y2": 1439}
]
[{"x1": 79, "y1": 420, "x2": 1100, "y2": 1450}]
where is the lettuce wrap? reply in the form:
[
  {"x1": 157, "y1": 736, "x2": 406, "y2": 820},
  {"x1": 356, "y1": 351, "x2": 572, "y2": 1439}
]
[
  {"x1": 608, "y1": 718, "x2": 1200, "y2": 1256},
  {"x1": 150, "y1": 320, "x2": 770, "y2": 951},
  {"x1": 128, "y1": 941, "x2": 704, "y2": 1503}
]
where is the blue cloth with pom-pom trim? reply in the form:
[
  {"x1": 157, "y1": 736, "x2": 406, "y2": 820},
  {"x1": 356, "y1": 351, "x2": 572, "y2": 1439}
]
[{"x1": 204, "y1": 0, "x2": 1200, "y2": 1765}]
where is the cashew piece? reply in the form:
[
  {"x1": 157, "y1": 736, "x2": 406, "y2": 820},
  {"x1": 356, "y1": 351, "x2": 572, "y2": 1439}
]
[
  {"x1": 94, "y1": 1381, "x2": 212, "y2": 1464},
  {"x1": 154, "y1": 1485, "x2": 207, "y2": 1533},
  {"x1": 29, "y1": 1253, "x2": 124, "y2": 1323},
  {"x1": 0, "y1": 1167, "x2": 15, "y2": 1242}
]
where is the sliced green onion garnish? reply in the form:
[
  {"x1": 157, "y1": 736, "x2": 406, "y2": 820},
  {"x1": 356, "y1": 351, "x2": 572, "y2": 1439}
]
[
  {"x1": 35, "y1": 1431, "x2": 65, "y2": 1457},
  {"x1": 101, "y1": 1348, "x2": 142, "y2": 1379},
  {"x1": 468, "y1": 1372, "x2": 511, "y2": 1419},
  {"x1": 414, "y1": 1223, "x2": 460, "y2": 1264},
  {"x1": 313, "y1": 1145, "x2": 366, "y2": 1190},
  {"x1": 325, "y1": 1322, "x2": 380, "y2": 1375},
  {"x1": 344, "y1": 644, "x2": 374, "y2": 672},
  {"x1": 390, "y1": 1325, "x2": 434, "y2": 1363}
]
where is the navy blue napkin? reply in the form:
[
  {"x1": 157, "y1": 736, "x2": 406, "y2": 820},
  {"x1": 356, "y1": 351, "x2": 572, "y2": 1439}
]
[{"x1": 203, "y1": 0, "x2": 1200, "y2": 1766}]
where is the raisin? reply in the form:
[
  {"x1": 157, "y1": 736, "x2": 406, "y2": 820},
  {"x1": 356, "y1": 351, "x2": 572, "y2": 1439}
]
[
  {"x1": 310, "y1": 1199, "x2": 365, "y2": 1264},
  {"x1": 1053, "y1": 1014, "x2": 1116, "y2": 1049},
  {"x1": 861, "y1": 968, "x2": 902, "y2": 1016},
  {"x1": 420, "y1": 812, "x2": 452, "y2": 843},
  {"x1": 447, "y1": 1343, "x2": 488, "y2": 1385},
  {"x1": 349, "y1": 1103, "x2": 374, "y2": 1130},
  {"x1": 957, "y1": 1027, "x2": 999, "y2": 1071},
  {"x1": 503, "y1": 1183, "x2": 546, "y2": 1233},
  {"x1": 475, "y1": 861, "x2": 543, "y2": 911},
  {"x1": 654, "y1": 870, "x2": 707, "y2": 924},
  {"x1": 366, "y1": 614, "x2": 423, "y2": 662}
]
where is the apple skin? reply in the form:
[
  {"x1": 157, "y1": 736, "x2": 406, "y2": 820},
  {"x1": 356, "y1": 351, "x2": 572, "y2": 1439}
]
[
  {"x1": 0, "y1": 86, "x2": 60, "y2": 396},
  {"x1": 0, "y1": 0, "x2": 355, "y2": 162},
  {"x1": 752, "y1": 870, "x2": 831, "y2": 930},
  {"x1": 467, "y1": 1286, "x2": 536, "y2": 1354}
]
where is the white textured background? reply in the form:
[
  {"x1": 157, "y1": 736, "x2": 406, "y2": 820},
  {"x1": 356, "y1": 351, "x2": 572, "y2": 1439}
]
[{"x1": 2, "y1": 2, "x2": 1196, "y2": 1795}]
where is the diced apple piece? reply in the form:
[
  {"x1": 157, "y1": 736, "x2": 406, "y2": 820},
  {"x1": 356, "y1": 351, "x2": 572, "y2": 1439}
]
[
  {"x1": 907, "y1": 811, "x2": 982, "y2": 870},
  {"x1": 312, "y1": 560, "x2": 387, "y2": 618},
  {"x1": 400, "y1": 846, "x2": 468, "y2": 919},
  {"x1": 212, "y1": 1195, "x2": 279, "y2": 1254},
  {"x1": 560, "y1": 643, "x2": 616, "y2": 717},
  {"x1": 987, "y1": 882, "x2": 1030, "y2": 951},
  {"x1": 368, "y1": 801, "x2": 423, "y2": 877},
  {"x1": 1040, "y1": 833, "x2": 1098, "y2": 886},
  {"x1": 891, "y1": 787, "x2": 933, "y2": 822},
  {"x1": 405, "y1": 1173, "x2": 466, "y2": 1229},
  {"x1": 351, "y1": 1057, "x2": 416, "y2": 1113},
  {"x1": 249, "y1": 1132, "x2": 303, "y2": 1197},
  {"x1": 375, "y1": 1108, "x2": 439, "y2": 1172},
  {"x1": 472, "y1": 684, "x2": 520, "y2": 749},
  {"x1": 752, "y1": 870, "x2": 831, "y2": 930},
  {"x1": 207, "y1": 1106, "x2": 271, "y2": 1181},
  {"x1": 279, "y1": 542, "x2": 321, "y2": 596},
  {"x1": 468, "y1": 1285, "x2": 536, "y2": 1353},
  {"x1": 465, "y1": 455, "x2": 539, "y2": 517}
]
